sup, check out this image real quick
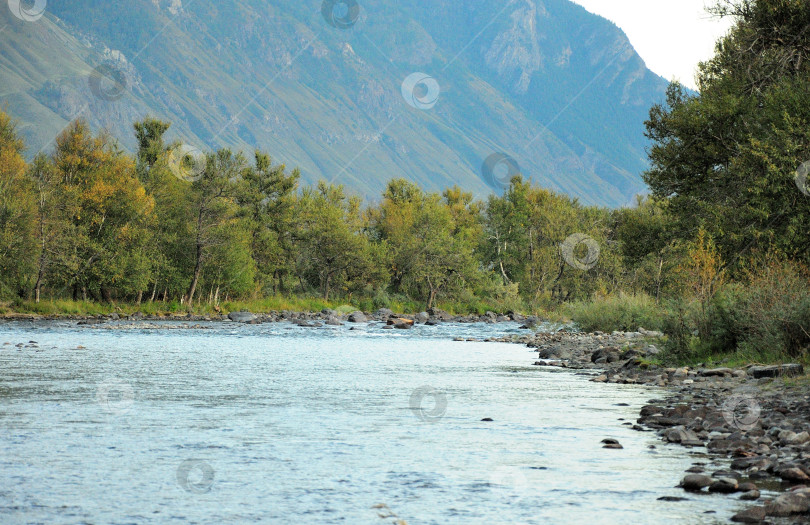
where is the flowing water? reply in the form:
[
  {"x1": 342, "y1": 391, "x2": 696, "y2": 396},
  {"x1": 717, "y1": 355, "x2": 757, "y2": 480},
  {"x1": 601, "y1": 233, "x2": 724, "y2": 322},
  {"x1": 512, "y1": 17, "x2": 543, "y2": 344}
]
[{"x1": 0, "y1": 320, "x2": 743, "y2": 524}]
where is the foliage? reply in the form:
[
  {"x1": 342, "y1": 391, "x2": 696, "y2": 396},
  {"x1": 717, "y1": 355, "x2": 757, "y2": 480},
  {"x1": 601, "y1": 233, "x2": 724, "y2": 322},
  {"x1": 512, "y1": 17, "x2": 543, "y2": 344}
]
[{"x1": 566, "y1": 293, "x2": 667, "y2": 333}]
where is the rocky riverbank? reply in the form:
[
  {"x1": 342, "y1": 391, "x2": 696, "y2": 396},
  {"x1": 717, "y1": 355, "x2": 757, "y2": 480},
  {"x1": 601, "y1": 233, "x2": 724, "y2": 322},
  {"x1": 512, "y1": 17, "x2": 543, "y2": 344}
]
[
  {"x1": 491, "y1": 329, "x2": 810, "y2": 523},
  {"x1": 0, "y1": 307, "x2": 537, "y2": 327}
]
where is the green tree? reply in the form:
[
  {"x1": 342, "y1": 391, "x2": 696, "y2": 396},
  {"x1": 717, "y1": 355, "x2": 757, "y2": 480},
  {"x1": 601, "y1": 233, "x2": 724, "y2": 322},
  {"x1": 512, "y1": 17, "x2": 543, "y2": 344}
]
[
  {"x1": 185, "y1": 149, "x2": 251, "y2": 303},
  {"x1": 52, "y1": 120, "x2": 155, "y2": 302},
  {"x1": 297, "y1": 182, "x2": 385, "y2": 301},
  {"x1": 0, "y1": 110, "x2": 37, "y2": 298},
  {"x1": 644, "y1": 0, "x2": 810, "y2": 268},
  {"x1": 238, "y1": 152, "x2": 300, "y2": 294}
]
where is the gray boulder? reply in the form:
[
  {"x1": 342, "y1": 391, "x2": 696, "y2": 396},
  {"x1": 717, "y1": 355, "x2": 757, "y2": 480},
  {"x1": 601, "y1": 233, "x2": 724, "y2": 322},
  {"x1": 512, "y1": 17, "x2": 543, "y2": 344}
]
[
  {"x1": 228, "y1": 311, "x2": 257, "y2": 323},
  {"x1": 414, "y1": 311, "x2": 429, "y2": 324},
  {"x1": 748, "y1": 364, "x2": 804, "y2": 378},
  {"x1": 680, "y1": 474, "x2": 713, "y2": 491},
  {"x1": 347, "y1": 311, "x2": 368, "y2": 323}
]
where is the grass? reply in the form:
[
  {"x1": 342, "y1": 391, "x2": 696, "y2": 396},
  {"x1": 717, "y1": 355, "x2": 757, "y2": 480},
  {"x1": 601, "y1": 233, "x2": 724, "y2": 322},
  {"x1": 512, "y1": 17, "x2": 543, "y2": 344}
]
[
  {"x1": 564, "y1": 293, "x2": 666, "y2": 333},
  {"x1": 2, "y1": 295, "x2": 522, "y2": 318}
]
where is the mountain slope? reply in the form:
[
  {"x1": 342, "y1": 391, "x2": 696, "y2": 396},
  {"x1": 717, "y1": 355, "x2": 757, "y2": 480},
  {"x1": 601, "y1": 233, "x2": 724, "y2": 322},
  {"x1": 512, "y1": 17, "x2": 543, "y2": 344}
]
[{"x1": 0, "y1": 0, "x2": 669, "y2": 206}]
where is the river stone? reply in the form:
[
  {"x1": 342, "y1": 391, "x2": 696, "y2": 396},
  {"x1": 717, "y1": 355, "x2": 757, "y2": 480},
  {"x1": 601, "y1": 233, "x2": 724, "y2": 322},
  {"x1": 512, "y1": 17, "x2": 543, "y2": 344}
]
[
  {"x1": 778, "y1": 466, "x2": 810, "y2": 482},
  {"x1": 699, "y1": 368, "x2": 734, "y2": 377},
  {"x1": 708, "y1": 477, "x2": 739, "y2": 493},
  {"x1": 748, "y1": 364, "x2": 804, "y2": 378},
  {"x1": 228, "y1": 311, "x2": 257, "y2": 323},
  {"x1": 731, "y1": 506, "x2": 767, "y2": 523},
  {"x1": 665, "y1": 426, "x2": 700, "y2": 445},
  {"x1": 766, "y1": 492, "x2": 810, "y2": 516},
  {"x1": 739, "y1": 490, "x2": 761, "y2": 501},
  {"x1": 591, "y1": 347, "x2": 620, "y2": 364},
  {"x1": 374, "y1": 308, "x2": 394, "y2": 319},
  {"x1": 788, "y1": 431, "x2": 810, "y2": 445},
  {"x1": 680, "y1": 474, "x2": 713, "y2": 491},
  {"x1": 427, "y1": 307, "x2": 453, "y2": 321},
  {"x1": 414, "y1": 312, "x2": 429, "y2": 324},
  {"x1": 347, "y1": 312, "x2": 367, "y2": 323}
]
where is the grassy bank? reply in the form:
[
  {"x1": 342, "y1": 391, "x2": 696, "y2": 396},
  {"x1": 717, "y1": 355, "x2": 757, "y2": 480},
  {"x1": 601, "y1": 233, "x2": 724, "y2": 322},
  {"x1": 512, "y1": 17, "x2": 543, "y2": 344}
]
[
  {"x1": 4, "y1": 285, "x2": 807, "y2": 370},
  {"x1": 0, "y1": 295, "x2": 528, "y2": 318}
]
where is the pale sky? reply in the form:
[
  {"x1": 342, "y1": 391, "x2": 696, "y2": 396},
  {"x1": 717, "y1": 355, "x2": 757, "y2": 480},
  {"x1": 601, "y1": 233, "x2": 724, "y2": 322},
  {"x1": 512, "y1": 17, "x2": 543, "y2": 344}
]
[{"x1": 570, "y1": 0, "x2": 736, "y2": 89}]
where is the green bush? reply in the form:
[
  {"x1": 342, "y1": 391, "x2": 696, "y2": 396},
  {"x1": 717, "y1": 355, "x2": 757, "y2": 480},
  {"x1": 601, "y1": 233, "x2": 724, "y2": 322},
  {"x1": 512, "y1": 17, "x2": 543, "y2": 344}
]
[
  {"x1": 662, "y1": 260, "x2": 810, "y2": 362},
  {"x1": 566, "y1": 293, "x2": 666, "y2": 333}
]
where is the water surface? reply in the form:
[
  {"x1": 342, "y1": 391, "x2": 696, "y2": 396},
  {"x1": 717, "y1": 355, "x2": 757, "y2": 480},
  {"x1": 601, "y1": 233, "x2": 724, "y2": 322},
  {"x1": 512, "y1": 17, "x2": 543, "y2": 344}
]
[{"x1": 0, "y1": 320, "x2": 741, "y2": 524}]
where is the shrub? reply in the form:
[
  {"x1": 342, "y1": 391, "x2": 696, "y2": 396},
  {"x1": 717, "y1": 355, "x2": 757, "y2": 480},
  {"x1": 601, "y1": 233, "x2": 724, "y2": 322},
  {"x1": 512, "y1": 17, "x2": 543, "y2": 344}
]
[{"x1": 566, "y1": 293, "x2": 666, "y2": 333}]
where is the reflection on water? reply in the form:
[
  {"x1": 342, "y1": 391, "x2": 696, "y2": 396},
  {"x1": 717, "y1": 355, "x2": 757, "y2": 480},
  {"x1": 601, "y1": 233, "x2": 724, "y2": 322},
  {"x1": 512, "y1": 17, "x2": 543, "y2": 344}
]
[{"x1": 1, "y1": 320, "x2": 738, "y2": 524}]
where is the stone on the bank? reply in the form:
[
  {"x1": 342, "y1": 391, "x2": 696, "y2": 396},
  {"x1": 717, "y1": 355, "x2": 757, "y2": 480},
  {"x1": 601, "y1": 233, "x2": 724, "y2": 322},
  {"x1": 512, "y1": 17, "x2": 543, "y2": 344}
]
[
  {"x1": 777, "y1": 466, "x2": 810, "y2": 482},
  {"x1": 708, "y1": 477, "x2": 739, "y2": 493},
  {"x1": 427, "y1": 307, "x2": 453, "y2": 321},
  {"x1": 347, "y1": 311, "x2": 367, "y2": 323},
  {"x1": 228, "y1": 311, "x2": 257, "y2": 323},
  {"x1": 766, "y1": 492, "x2": 810, "y2": 517},
  {"x1": 748, "y1": 363, "x2": 804, "y2": 378},
  {"x1": 665, "y1": 426, "x2": 700, "y2": 445},
  {"x1": 699, "y1": 368, "x2": 734, "y2": 377},
  {"x1": 414, "y1": 312, "x2": 429, "y2": 324},
  {"x1": 788, "y1": 431, "x2": 810, "y2": 445},
  {"x1": 591, "y1": 347, "x2": 620, "y2": 364},
  {"x1": 731, "y1": 506, "x2": 767, "y2": 523},
  {"x1": 374, "y1": 308, "x2": 394, "y2": 319},
  {"x1": 680, "y1": 474, "x2": 713, "y2": 491},
  {"x1": 591, "y1": 374, "x2": 608, "y2": 383}
]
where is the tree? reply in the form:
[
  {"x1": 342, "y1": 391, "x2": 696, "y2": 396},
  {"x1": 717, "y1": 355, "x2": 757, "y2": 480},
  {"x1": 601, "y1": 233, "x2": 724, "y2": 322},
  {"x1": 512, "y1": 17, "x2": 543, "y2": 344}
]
[
  {"x1": 644, "y1": 0, "x2": 810, "y2": 268},
  {"x1": 185, "y1": 149, "x2": 250, "y2": 303},
  {"x1": 373, "y1": 179, "x2": 479, "y2": 309},
  {"x1": 0, "y1": 110, "x2": 37, "y2": 298},
  {"x1": 237, "y1": 152, "x2": 300, "y2": 294},
  {"x1": 51, "y1": 120, "x2": 155, "y2": 302},
  {"x1": 297, "y1": 182, "x2": 385, "y2": 300}
]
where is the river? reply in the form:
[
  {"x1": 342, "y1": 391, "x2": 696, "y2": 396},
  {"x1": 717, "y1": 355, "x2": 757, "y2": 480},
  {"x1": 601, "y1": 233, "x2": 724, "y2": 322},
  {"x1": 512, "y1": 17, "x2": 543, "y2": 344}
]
[{"x1": 0, "y1": 320, "x2": 742, "y2": 524}]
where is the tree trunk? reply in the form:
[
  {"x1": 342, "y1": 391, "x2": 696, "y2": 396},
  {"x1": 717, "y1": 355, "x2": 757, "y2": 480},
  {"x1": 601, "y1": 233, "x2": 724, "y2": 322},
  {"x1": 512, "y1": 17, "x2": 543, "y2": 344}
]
[
  {"x1": 34, "y1": 212, "x2": 46, "y2": 303},
  {"x1": 136, "y1": 290, "x2": 143, "y2": 305},
  {"x1": 322, "y1": 272, "x2": 331, "y2": 301},
  {"x1": 187, "y1": 242, "x2": 203, "y2": 304}
]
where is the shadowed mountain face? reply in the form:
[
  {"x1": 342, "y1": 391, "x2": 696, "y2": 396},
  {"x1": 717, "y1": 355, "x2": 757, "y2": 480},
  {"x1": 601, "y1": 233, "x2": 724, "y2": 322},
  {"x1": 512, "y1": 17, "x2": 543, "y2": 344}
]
[{"x1": 0, "y1": 0, "x2": 668, "y2": 206}]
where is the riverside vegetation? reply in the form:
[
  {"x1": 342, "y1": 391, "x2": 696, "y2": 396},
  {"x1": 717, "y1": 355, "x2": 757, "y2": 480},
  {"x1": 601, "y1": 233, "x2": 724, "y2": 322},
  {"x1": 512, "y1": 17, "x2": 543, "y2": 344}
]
[{"x1": 0, "y1": 0, "x2": 808, "y2": 367}]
